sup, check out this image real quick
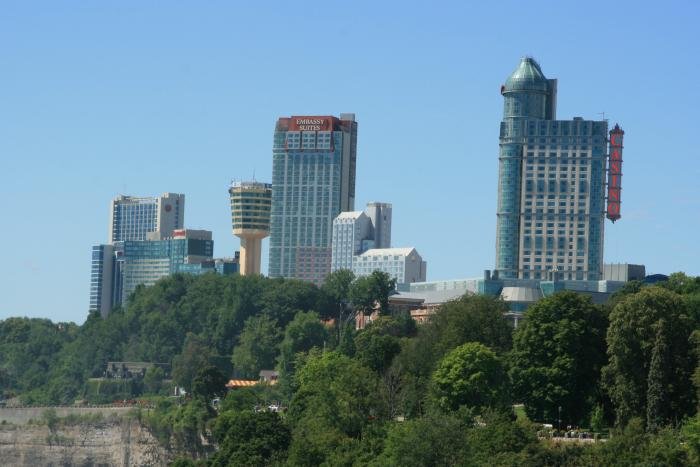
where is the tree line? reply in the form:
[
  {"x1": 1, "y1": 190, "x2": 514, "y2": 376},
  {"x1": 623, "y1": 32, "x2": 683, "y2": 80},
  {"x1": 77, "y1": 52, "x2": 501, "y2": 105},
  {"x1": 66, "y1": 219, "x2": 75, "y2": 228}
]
[{"x1": 1, "y1": 270, "x2": 699, "y2": 465}]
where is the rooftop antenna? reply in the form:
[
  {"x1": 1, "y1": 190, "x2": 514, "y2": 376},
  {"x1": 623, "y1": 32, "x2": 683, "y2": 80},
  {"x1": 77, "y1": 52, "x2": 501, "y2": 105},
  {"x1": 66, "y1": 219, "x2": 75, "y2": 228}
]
[
  {"x1": 597, "y1": 112, "x2": 607, "y2": 122},
  {"x1": 253, "y1": 169, "x2": 256, "y2": 182}
]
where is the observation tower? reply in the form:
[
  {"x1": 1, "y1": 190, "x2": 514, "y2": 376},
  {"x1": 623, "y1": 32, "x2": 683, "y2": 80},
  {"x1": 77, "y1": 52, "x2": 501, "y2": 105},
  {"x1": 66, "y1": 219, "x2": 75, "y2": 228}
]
[{"x1": 228, "y1": 181, "x2": 272, "y2": 275}]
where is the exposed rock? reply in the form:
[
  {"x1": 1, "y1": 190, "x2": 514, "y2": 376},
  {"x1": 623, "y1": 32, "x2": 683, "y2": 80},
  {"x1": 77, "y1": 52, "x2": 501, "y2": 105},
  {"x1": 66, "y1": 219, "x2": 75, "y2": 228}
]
[{"x1": 0, "y1": 418, "x2": 171, "y2": 466}]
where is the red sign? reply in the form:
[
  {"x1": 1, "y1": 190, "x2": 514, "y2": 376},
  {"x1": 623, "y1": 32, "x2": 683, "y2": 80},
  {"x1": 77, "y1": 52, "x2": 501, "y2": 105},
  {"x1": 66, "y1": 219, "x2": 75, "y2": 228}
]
[
  {"x1": 606, "y1": 124, "x2": 624, "y2": 222},
  {"x1": 288, "y1": 116, "x2": 335, "y2": 131}
]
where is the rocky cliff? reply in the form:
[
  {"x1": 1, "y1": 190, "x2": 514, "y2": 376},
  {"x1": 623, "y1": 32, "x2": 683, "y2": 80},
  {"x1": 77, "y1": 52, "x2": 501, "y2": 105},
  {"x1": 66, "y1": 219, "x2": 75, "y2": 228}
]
[{"x1": 0, "y1": 417, "x2": 170, "y2": 466}]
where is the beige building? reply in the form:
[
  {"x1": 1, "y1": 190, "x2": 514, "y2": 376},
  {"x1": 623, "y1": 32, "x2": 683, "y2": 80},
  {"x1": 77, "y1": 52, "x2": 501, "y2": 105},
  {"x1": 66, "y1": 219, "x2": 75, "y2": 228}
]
[{"x1": 229, "y1": 181, "x2": 272, "y2": 275}]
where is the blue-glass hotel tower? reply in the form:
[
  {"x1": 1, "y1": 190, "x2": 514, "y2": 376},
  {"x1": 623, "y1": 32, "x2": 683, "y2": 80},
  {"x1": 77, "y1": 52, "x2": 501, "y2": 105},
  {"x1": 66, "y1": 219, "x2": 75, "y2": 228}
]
[
  {"x1": 496, "y1": 58, "x2": 607, "y2": 280},
  {"x1": 269, "y1": 114, "x2": 357, "y2": 284}
]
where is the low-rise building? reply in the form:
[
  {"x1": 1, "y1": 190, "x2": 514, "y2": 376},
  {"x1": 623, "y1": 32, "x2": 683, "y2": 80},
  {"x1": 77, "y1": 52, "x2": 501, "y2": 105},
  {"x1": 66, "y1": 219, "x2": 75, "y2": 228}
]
[{"x1": 352, "y1": 247, "x2": 427, "y2": 285}]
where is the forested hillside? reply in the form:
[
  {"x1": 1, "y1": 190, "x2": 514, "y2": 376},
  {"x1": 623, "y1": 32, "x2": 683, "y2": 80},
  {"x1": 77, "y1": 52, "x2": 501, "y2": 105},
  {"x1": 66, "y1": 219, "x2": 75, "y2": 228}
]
[{"x1": 1, "y1": 271, "x2": 699, "y2": 466}]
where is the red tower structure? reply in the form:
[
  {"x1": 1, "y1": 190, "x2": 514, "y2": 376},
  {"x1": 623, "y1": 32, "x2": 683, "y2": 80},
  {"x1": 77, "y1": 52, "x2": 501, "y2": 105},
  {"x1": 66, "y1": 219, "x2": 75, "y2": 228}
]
[{"x1": 606, "y1": 124, "x2": 624, "y2": 222}]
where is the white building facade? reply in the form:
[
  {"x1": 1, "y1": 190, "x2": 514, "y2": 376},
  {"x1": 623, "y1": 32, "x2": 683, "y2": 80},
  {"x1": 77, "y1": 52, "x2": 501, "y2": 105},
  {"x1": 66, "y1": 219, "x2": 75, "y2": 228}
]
[
  {"x1": 352, "y1": 247, "x2": 427, "y2": 285},
  {"x1": 331, "y1": 211, "x2": 372, "y2": 272}
]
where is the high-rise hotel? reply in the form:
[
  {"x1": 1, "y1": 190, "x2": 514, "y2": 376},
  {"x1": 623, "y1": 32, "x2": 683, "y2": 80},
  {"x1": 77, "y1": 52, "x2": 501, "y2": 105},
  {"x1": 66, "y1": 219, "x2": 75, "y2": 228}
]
[
  {"x1": 269, "y1": 114, "x2": 357, "y2": 284},
  {"x1": 496, "y1": 58, "x2": 621, "y2": 281},
  {"x1": 109, "y1": 193, "x2": 184, "y2": 243}
]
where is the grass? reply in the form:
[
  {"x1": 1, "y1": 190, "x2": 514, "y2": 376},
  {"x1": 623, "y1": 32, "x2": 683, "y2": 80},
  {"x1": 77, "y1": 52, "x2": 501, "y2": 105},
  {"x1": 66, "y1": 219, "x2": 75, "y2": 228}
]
[{"x1": 513, "y1": 404, "x2": 529, "y2": 422}]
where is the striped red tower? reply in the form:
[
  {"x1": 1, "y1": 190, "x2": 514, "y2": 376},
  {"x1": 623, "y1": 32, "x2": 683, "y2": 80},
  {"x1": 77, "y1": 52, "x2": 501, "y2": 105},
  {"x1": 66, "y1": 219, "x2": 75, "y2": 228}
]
[{"x1": 606, "y1": 124, "x2": 624, "y2": 222}]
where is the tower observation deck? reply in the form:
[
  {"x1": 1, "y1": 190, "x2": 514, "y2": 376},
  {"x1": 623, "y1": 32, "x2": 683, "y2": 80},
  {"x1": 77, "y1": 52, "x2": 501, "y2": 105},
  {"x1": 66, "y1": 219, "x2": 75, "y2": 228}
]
[{"x1": 229, "y1": 181, "x2": 272, "y2": 275}]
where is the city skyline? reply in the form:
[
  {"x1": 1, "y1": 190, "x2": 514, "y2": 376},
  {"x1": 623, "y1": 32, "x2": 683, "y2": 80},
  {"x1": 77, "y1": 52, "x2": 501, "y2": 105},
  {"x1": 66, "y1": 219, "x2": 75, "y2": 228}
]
[{"x1": 2, "y1": 2, "x2": 699, "y2": 324}]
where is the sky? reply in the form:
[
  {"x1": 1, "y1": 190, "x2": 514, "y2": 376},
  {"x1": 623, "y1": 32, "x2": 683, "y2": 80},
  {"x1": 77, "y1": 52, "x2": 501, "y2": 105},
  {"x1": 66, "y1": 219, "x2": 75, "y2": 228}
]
[{"x1": 1, "y1": 1, "x2": 699, "y2": 324}]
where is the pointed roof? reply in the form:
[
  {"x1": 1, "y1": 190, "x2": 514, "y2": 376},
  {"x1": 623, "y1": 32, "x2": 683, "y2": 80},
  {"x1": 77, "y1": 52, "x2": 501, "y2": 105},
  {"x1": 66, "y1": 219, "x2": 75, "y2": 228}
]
[{"x1": 503, "y1": 57, "x2": 549, "y2": 93}]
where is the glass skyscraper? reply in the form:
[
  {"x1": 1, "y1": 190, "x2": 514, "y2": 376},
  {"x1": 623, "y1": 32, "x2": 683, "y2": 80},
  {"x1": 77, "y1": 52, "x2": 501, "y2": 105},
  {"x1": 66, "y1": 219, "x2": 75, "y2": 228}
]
[
  {"x1": 496, "y1": 58, "x2": 608, "y2": 281},
  {"x1": 109, "y1": 193, "x2": 184, "y2": 243},
  {"x1": 89, "y1": 244, "x2": 114, "y2": 317},
  {"x1": 91, "y1": 192, "x2": 184, "y2": 316},
  {"x1": 120, "y1": 229, "x2": 213, "y2": 303},
  {"x1": 269, "y1": 114, "x2": 357, "y2": 284}
]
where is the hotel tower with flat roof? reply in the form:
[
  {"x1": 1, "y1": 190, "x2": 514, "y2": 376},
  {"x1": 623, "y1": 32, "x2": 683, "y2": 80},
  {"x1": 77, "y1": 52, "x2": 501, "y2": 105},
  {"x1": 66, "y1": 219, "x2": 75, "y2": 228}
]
[{"x1": 269, "y1": 114, "x2": 357, "y2": 284}]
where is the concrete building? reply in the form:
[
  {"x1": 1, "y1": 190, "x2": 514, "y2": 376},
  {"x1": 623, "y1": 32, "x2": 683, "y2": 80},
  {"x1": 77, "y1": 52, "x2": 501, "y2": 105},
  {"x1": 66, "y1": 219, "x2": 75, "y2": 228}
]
[
  {"x1": 365, "y1": 202, "x2": 392, "y2": 249},
  {"x1": 603, "y1": 263, "x2": 646, "y2": 282},
  {"x1": 269, "y1": 114, "x2": 357, "y2": 284},
  {"x1": 353, "y1": 247, "x2": 427, "y2": 285},
  {"x1": 229, "y1": 181, "x2": 272, "y2": 275},
  {"x1": 109, "y1": 193, "x2": 184, "y2": 243},
  {"x1": 397, "y1": 276, "x2": 623, "y2": 326},
  {"x1": 331, "y1": 211, "x2": 373, "y2": 272},
  {"x1": 331, "y1": 202, "x2": 393, "y2": 273},
  {"x1": 495, "y1": 57, "x2": 622, "y2": 281}
]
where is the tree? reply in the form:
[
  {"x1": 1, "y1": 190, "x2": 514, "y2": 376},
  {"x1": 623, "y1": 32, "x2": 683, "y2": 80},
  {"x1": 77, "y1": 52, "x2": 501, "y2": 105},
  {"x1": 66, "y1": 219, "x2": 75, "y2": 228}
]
[
  {"x1": 602, "y1": 287, "x2": 695, "y2": 427},
  {"x1": 191, "y1": 365, "x2": 228, "y2": 402},
  {"x1": 210, "y1": 411, "x2": 290, "y2": 466},
  {"x1": 431, "y1": 342, "x2": 510, "y2": 413},
  {"x1": 377, "y1": 414, "x2": 470, "y2": 466},
  {"x1": 353, "y1": 316, "x2": 414, "y2": 374},
  {"x1": 143, "y1": 366, "x2": 165, "y2": 394},
  {"x1": 322, "y1": 269, "x2": 355, "y2": 312},
  {"x1": 287, "y1": 351, "x2": 385, "y2": 436},
  {"x1": 349, "y1": 271, "x2": 396, "y2": 316},
  {"x1": 646, "y1": 319, "x2": 672, "y2": 432},
  {"x1": 277, "y1": 311, "x2": 328, "y2": 393},
  {"x1": 464, "y1": 410, "x2": 539, "y2": 465},
  {"x1": 509, "y1": 291, "x2": 607, "y2": 425},
  {"x1": 172, "y1": 333, "x2": 213, "y2": 392},
  {"x1": 231, "y1": 315, "x2": 282, "y2": 378},
  {"x1": 322, "y1": 269, "x2": 356, "y2": 343},
  {"x1": 692, "y1": 330, "x2": 700, "y2": 413},
  {"x1": 286, "y1": 351, "x2": 386, "y2": 465},
  {"x1": 429, "y1": 294, "x2": 513, "y2": 356},
  {"x1": 590, "y1": 405, "x2": 605, "y2": 433},
  {"x1": 260, "y1": 278, "x2": 321, "y2": 328}
]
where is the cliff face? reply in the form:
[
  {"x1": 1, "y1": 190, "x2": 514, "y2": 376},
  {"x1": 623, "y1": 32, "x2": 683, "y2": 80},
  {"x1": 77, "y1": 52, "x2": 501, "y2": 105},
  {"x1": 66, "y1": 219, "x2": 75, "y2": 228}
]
[{"x1": 0, "y1": 418, "x2": 170, "y2": 466}]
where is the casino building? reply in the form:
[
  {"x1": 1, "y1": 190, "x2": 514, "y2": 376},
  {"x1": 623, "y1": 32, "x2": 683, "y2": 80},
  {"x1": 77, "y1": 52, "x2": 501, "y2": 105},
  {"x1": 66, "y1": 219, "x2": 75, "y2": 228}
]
[
  {"x1": 394, "y1": 58, "x2": 630, "y2": 322},
  {"x1": 268, "y1": 114, "x2": 357, "y2": 284},
  {"x1": 495, "y1": 57, "x2": 624, "y2": 280}
]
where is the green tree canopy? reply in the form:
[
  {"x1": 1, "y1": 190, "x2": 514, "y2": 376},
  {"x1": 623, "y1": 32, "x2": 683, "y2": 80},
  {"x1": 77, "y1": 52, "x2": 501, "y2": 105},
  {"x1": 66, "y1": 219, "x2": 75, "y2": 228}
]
[
  {"x1": 231, "y1": 315, "x2": 282, "y2": 379},
  {"x1": 210, "y1": 411, "x2": 290, "y2": 467},
  {"x1": 376, "y1": 414, "x2": 471, "y2": 466},
  {"x1": 353, "y1": 315, "x2": 415, "y2": 374},
  {"x1": 428, "y1": 294, "x2": 513, "y2": 356},
  {"x1": 277, "y1": 311, "x2": 328, "y2": 392},
  {"x1": 602, "y1": 286, "x2": 696, "y2": 427},
  {"x1": 288, "y1": 351, "x2": 385, "y2": 437},
  {"x1": 172, "y1": 333, "x2": 213, "y2": 392},
  {"x1": 431, "y1": 342, "x2": 510, "y2": 413},
  {"x1": 285, "y1": 351, "x2": 386, "y2": 465},
  {"x1": 509, "y1": 291, "x2": 607, "y2": 425},
  {"x1": 321, "y1": 269, "x2": 355, "y2": 313},
  {"x1": 192, "y1": 365, "x2": 228, "y2": 402},
  {"x1": 349, "y1": 270, "x2": 396, "y2": 316}
]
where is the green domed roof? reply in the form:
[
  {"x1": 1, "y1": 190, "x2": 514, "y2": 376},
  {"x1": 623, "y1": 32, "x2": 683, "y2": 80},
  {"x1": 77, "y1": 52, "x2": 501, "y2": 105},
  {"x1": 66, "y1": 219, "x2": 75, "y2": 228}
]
[{"x1": 503, "y1": 57, "x2": 548, "y2": 93}]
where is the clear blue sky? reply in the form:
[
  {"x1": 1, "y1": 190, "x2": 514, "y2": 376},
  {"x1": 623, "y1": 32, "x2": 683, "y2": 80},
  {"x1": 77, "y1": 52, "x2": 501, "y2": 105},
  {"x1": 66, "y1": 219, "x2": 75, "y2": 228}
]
[{"x1": 1, "y1": 1, "x2": 698, "y2": 324}]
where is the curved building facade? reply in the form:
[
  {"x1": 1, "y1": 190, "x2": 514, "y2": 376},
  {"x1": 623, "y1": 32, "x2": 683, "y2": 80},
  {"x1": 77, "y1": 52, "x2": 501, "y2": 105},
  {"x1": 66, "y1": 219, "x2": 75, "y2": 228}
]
[
  {"x1": 496, "y1": 57, "x2": 610, "y2": 281},
  {"x1": 229, "y1": 181, "x2": 272, "y2": 275}
]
